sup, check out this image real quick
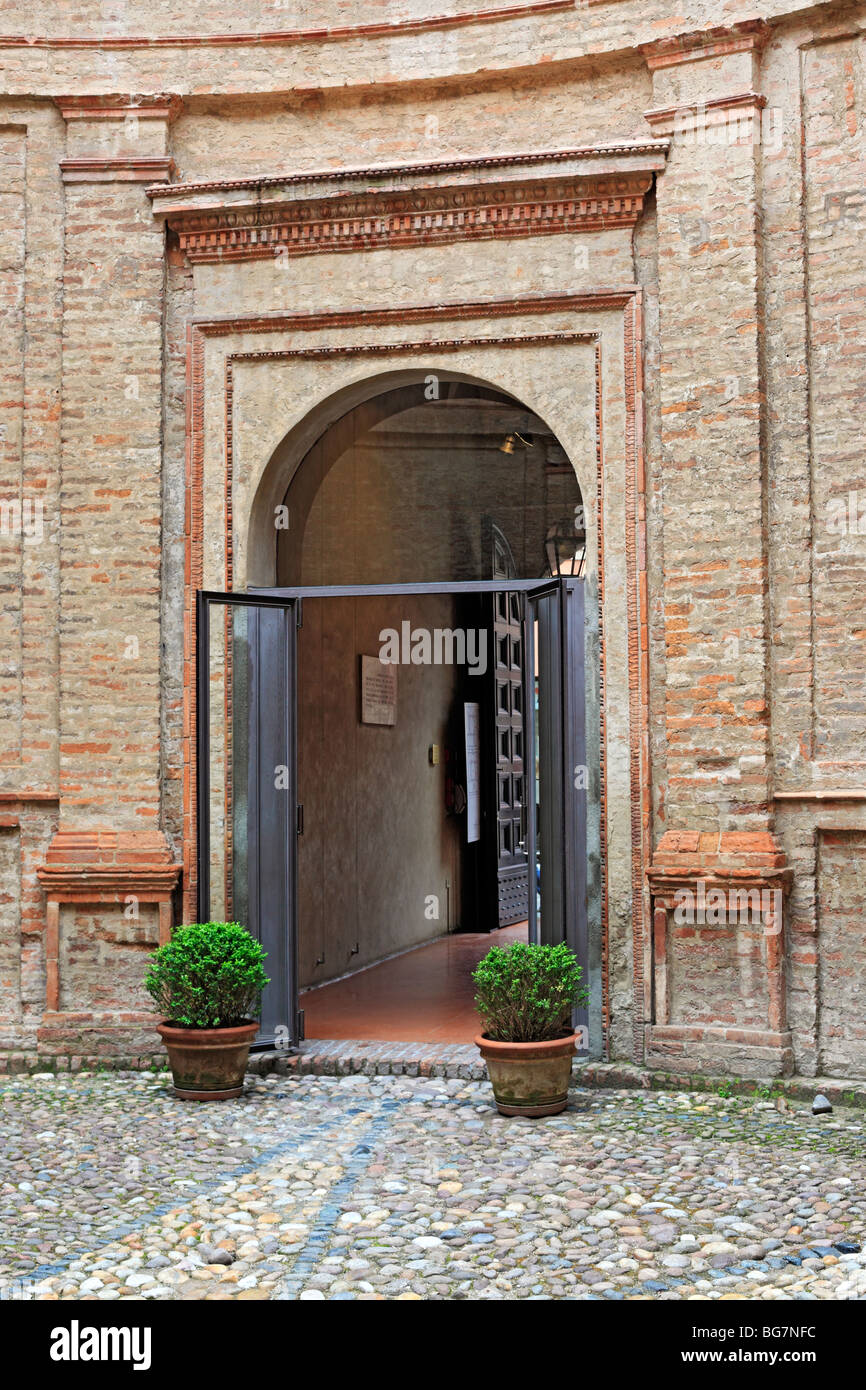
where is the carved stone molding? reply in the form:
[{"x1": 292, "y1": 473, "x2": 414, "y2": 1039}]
[
  {"x1": 149, "y1": 142, "x2": 669, "y2": 200},
  {"x1": 60, "y1": 156, "x2": 176, "y2": 184},
  {"x1": 148, "y1": 143, "x2": 667, "y2": 262},
  {"x1": 56, "y1": 94, "x2": 183, "y2": 123},
  {"x1": 640, "y1": 20, "x2": 771, "y2": 71},
  {"x1": 644, "y1": 91, "x2": 768, "y2": 140},
  {"x1": 8, "y1": 2, "x2": 572, "y2": 51}
]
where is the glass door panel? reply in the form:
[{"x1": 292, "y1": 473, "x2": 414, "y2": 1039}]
[{"x1": 197, "y1": 593, "x2": 298, "y2": 1048}]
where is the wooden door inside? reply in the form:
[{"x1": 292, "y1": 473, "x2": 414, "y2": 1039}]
[{"x1": 487, "y1": 522, "x2": 529, "y2": 929}]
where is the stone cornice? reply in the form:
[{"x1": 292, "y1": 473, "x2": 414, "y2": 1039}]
[
  {"x1": 147, "y1": 140, "x2": 669, "y2": 202},
  {"x1": 647, "y1": 830, "x2": 793, "y2": 894},
  {"x1": 148, "y1": 143, "x2": 666, "y2": 263},
  {"x1": 1, "y1": 1, "x2": 573, "y2": 50},
  {"x1": 61, "y1": 156, "x2": 176, "y2": 184},
  {"x1": 56, "y1": 93, "x2": 183, "y2": 122},
  {"x1": 37, "y1": 830, "x2": 181, "y2": 902},
  {"x1": 37, "y1": 865, "x2": 182, "y2": 900},
  {"x1": 644, "y1": 91, "x2": 768, "y2": 139},
  {"x1": 774, "y1": 788, "x2": 866, "y2": 801},
  {"x1": 640, "y1": 19, "x2": 772, "y2": 71}
]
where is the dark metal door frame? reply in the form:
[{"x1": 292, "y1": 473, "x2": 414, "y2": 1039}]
[
  {"x1": 522, "y1": 578, "x2": 588, "y2": 1044},
  {"x1": 196, "y1": 577, "x2": 588, "y2": 1049},
  {"x1": 196, "y1": 590, "x2": 300, "y2": 1047},
  {"x1": 520, "y1": 578, "x2": 559, "y2": 947},
  {"x1": 196, "y1": 589, "x2": 300, "y2": 918}
]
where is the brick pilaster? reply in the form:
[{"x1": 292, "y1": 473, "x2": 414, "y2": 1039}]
[
  {"x1": 54, "y1": 96, "x2": 177, "y2": 831},
  {"x1": 643, "y1": 22, "x2": 773, "y2": 835},
  {"x1": 40, "y1": 97, "x2": 181, "y2": 977}
]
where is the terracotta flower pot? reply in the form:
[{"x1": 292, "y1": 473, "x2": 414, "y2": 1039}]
[
  {"x1": 156, "y1": 1021, "x2": 259, "y2": 1100},
  {"x1": 475, "y1": 1032, "x2": 577, "y2": 1116}
]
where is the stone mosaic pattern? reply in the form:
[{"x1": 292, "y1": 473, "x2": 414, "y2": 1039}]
[{"x1": 1, "y1": 1073, "x2": 865, "y2": 1301}]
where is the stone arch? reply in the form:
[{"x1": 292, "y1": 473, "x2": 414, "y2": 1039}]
[
  {"x1": 244, "y1": 366, "x2": 592, "y2": 589},
  {"x1": 240, "y1": 364, "x2": 604, "y2": 1054}
]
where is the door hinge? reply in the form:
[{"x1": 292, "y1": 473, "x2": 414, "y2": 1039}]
[
  {"x1": 297, "y1": 1008, "x2": 305, "y2": 1042},
  {"x1": 296, "y1": 597, "x2": 303, "y2": 628},
  {"x1": 296, "y1": 803, "x2": 304, "y2": 835}
]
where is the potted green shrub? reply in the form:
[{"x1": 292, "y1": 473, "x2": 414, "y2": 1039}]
[
  {"x1": 473, "y1": 941, "x2": 587, "y2": 1116},
  {"x1": 145, "y1": 921, "x2": 269, "y2": 1101}
]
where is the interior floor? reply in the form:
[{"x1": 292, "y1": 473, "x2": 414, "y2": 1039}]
[{"x1": 300, "y1": 923, "x2": 527, "y2": 1043}]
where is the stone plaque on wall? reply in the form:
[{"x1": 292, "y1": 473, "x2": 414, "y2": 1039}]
[{"x1": 360, "y1": 654, "x2": 397, "y2": 726}]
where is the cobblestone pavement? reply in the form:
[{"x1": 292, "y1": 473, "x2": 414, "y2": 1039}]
[{"x1": 1, "y1": 1071, "x2": 865, "y2": 1301}]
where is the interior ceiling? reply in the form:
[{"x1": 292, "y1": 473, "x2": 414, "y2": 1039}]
[{"x1": 369, "y1": 399, "x2": 555, "y2": 440}]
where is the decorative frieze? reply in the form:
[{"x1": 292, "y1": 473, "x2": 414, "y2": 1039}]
[{"x1": 148, "y1": 144, "x2": 667, "y2": 263}]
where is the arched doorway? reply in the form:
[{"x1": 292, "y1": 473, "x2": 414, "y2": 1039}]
[
  {"x1": 197, "y1": 371, "x2": 592, "y2": 1049},
  {"x1": 274, "y1": 377, "x2": 584, "y2": 587}
]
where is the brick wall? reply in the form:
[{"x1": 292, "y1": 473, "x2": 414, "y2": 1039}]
[
  {"x1": 58, "y1": 176, "x2": 166, "y2": 827},
  {"x1": 0, "y1": 129, "x2": 26, "y2": 768},
  {"x1": 0, "y1": 1, "x2": 863, "y2": 1073},
  {"x1": 0, "y1": 826, "x2": 21, "y2": 1034},
  {"x1": 803, "y1": 34, "x2": 866, "y2": 766}
]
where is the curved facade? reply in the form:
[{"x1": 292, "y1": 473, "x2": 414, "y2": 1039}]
[{"x1": 1, "y1": 1, "x2": 865, "y2": 1078}]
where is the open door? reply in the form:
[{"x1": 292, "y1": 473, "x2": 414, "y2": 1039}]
[
  {"x1": 196, "y1": 591, "x2": 300, "y2": 1049},
  {"x1": 196, "y1": 578, "x2": 587, "y2": 1054},
  {"x1": 524, "y1": 577, "x2": 589, "y2": 1052},
  {"x1": 482, "y1": 520, "x2": 529, "y2": 930}
]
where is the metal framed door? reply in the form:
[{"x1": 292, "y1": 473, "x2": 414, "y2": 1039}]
[
  {"x1": 196, "y1": 591, "x2": 300, "y2": 1048},
  {"x1": 197, "y1": 577, "x2": 588, "y2": 1054},
  {"x1": 523, "y1": 577, "x2": 589, "y2": 1049}
]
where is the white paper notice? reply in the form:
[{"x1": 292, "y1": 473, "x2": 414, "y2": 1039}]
[
  {"x1": 464, "y1": 701, "x2": 481, "y2": 843},
  {"x1": 361, "y1": 654, "x2": 397, "y2": 726}
]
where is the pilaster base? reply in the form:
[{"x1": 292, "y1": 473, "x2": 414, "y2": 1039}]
[
  {"x1": 645, "y1": 1024, "x2": 795, "y2": 1079},
  {"x1": 37, "y1": 830, "x2": 181, "y2": 1014},
  {"x1": 646, "y1": 831, "x2": 794, "y2": 1076}
]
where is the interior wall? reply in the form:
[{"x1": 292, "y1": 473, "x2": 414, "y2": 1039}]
[
  {"x1": 278, "y1": 392, "x2": 581, "y2": 586},
  {"x1": 298, "y1": 593, "x2": 466, "y2": 990},
  {"x1": 288, "y1": 386, "x2": 584, "y2": 990}
]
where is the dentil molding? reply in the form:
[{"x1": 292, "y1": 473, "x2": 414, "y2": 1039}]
[{"x1": 147, "y1": 141, "x2": 668, "y2": 263}]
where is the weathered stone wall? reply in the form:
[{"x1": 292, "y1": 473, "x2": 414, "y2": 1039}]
[
  {"x1": 765, "y1": 19, "x2": 866, "y2": 1077},
  {"x1": 0, "y1": 0, "x2": 864, "y2": 1074},
  {"x1": 0, "y1": 827, "x2": 21, "y2": 1033},
  {"x1": 803, "y1": 32, "x2": 866, "y2": 766},
  {"x1": 0, "y1": 127, "x2": 26, "y2": 769},
  {"x1": 816, "y1": 831, "x2": 866, "y2": 1078}
]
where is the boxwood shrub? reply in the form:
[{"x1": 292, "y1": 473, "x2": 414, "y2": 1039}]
[
  {"x1": 145, "y1": 921, "x2": 269, "y2": 1029},
  {"x1": 473, "y1": 941, "x2": 586, "y2": 1042}
]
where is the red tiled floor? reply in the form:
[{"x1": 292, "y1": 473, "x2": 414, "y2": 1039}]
[{"x1": 301, "y1": 924, "x2": 527, "y2": 1043}]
